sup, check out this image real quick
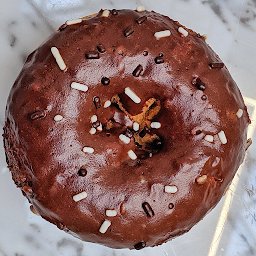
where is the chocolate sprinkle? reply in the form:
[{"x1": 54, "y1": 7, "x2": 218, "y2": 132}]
[
  {"x1": 143, "y1": 50, "x2": 148, "y2": 56},
  {"x1": 97, "y1": 44, "x2": 106, "y2": 53},
  {"x1": 30, "y1": 110, "x2": 46, "y2": 120},
  {"x1": 78, "y1": 168, "x2": 87, "y2": 177},
  {"x1": 155, "y1": 56, "x2": 164, "y2": 64},
  {"x1": 85, "y1": 51, "x2": 99, "y2": 59},
  {"x1": 209, "y1": 62, "x2": 224, "y2": 69},
  {"x1": 142, "y1": 202, "x2": 155, "y2": 217},
  {"x1": 134, "y1": 241, "x2": 146, "y2": 250},
  {"x1": 192, "y1": 77, "x2": 206, "y2": 91},
  {"x1": 124, "y1": 27, "x2": 134, "y2": 37},
  {"x1": 169, "y1": 203, "x2": 174, "y2": 209},
  {"x1": 135, "y1": 16, "x2": 147, "y2": 24},
  {"x1": 132, "y1": 64, "x2": 143, "y2": 77},
  {"x1": 112, "y1": 9, "x2": 118, "y2": 15},
  {"x1": 101, "y1": 77, "x2": 110, "y2": 85},
  {"x1": 58, "y1": 23, "x2": 67, "y2": 31},
  {"x1": 93, "y1": 96, "x2": 101, "y2": 109},
  {"x1": 92, "y1": 120, "x2": 101, "y2": 128}
]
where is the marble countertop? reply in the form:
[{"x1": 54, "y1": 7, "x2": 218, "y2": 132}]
[{"x1": 0, "y1": 0, "x2": 256, "y2": 255}]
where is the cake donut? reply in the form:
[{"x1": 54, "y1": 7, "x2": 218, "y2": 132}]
[{"x1": 3, "y1": 7, "x2": 250, "y2": 249}]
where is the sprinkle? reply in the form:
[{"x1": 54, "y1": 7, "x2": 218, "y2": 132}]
[
  {"x1": 112, "y1": 9, "x2": 118, "y2": 15},
  {"x1": 78, "y1": 168, "x2": 87, "y2": 176},
  {"x1": 91, "y1": 115, "x2": 97, "y2": 123},
  {"x1": 54, "y1": 115, "x2": 63, "y2": 121},
  {"x1": 85, "y1": 51, "x2": 99, "y2": 59},
  {"x1": 209, "y1": 62, "x2": 224, "y2": 69},
  {"x1": 136, "y1": 6, "x2": 146, "y2": 12},
  {"x1": 106, "y1": 210, "x2": 117, "y2": 217},
  {"x1": 155, "y1": 56, "x2": 164, "y2": 64},
  {"x1": 164, "y1": 185, "x2": 178, "y2": 194},
  {"x1": 178, "y1": 27, "x2": 188, "y2": 37},
  {"x1": 97, "y1": 123, "x2": 103, "y2": 131},
  {"x1": 151, "y1": 122, "x2": 161, "y2": 129},
  {"x1": 196, "y1": 175, "x2": 207, "y2": 184},
  {"x1": 236, "y1": 109, "x2": 243, "y2": 118},
  {"x1": 124, "y1": 87, "x2": 141, "y2": 103},
  {"x1": 92, "y1": 121, "x2": 101, "y2": 128},
  {"x1": 97, "y1": 44, "x2": 106, "y2": 53},
  {"x1": 142, "y1": 202, "x2": 155, "y2": 217},
  {"x1": 99, "y1": 220, "x2": 111, "y2": 234},
  {"x1": 128, "y1": 150, "x2": 137, "y2": 160},
  {"x1": 71, "y1": 82, "x2": 88, "y2": 92},
  {"x1": 51, "y1": 47, "x2": 67, "y2": 71},
  {"x1": 169, "y1": 203, "x2": 174, "y2": 209},
  {"x1": 104, "y1": 100, "x2": 111, "y2": 108},
  {"x1": 93, "y1": 96, "x2": 101, "y2": 109},
  {"x1": 119, "y1": 134, "x2": 131, "y2": 144},
  {"x1": 73, "y1": 191, "x2": 88, "y2": 202},
  {"x1": 66, "y1": 18, "x2": 82, "y2": 25},
  {"x1": 89, "y1": 128, "x2": 97, "y2": 135},
  {"x1": 83, "y1": 147, "x2": 94, "y2": 153},
  {"x1": 30, "y1": 110, "x2": 46, "y2": 120},
  {"x1": 132, "y1": 64, "x2": 143, "y2": 77},
  {"x1": 218, "y1": 130, "x2": 227, "y2": 144},
  {"x1": 133, "y1": 122, "x2": 140, "y2": 131},
  {"x1": 124, "y1": 27, "x2": 134, "y2": 37},
  {"x1": 101, "y1": 77, "x2": 110, "y2": 85},
  {"x1": 204, "y1": 135, "x2": 214, "y2": 142},
  {"x1": 154, "y1": 30, "x2": 171, "y2": 39},
  {"x1": 134, "y1": 241, "x2": 146, "y2": 250},
  {"x1": 135, "y1": 16, "x2": 147, "y2": 24},
  {"x1": 192, "y1": 77, "x2": 206, "y2": 91},
  {"x1": 102, "y1": 9, "x2": 110, "y2": 17}
]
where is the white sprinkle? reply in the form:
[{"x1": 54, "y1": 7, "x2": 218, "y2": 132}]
[
  {"x1": 178, "y1": 27, "x2": 188, "y2": 37},
  {"x1": 164, "y1": 185, "x2": 178, "y2": 194},
  {"x1": 196, "y1": 175, "x2": 207, "y2": 184},
  {"x1": 89, "y1": 128, "x2": 97, "y2": 135},
  {"x1": 106, "y1": 209, "x2": 117, "y2": 217},
  {"x1": 154, "y1": 30, "x2": 171, "y2": 39},
  {"x1": 133, "y1": 122, "x2": 140, "y2": 131},
  {"x1": 51, "y1": 47, "x2": 67, "y2": 71},
  {"x1": 54, "y1": 115, "x2": 63, "y2": 121},
  {"x1": 97, "y1": 123, "x2": 103, "y2": 131},
  {"x1": 91, "y1": 115, "x2": 98, "y2": 123},
  {"x1": 83, "y1": 147, "x2": 94, "y2": 153},
  {"x1": 218, "y1": 130, "x2": 227, "y2": 144},
  {"x1": 136, "y1": 5, "x2": 146, "y2": 12},
  {"x1": 104, "y1": 100, "x2": 111, "y2": 108},
  {"x1": 71, "y1": 82, "x2": 88, "y2": 92},
  {"x1": 128, "y1": 150, "x2": 137, "y2": 160},
  {"x1": 99, "y1": 220, "x2": 111, "y2": 234},
  {"x1": 124, "y1": 87, "x2": 141, "y2": 104},
  {"x1": 102, "y1": 9, "x2": 110, "y2": 17},
  {"x1": 119, "y1": 134, "x2": 131, "y2": 144},
  {"x1": 66, "y1": 18, "x2": 82, "y2": 25},
  {"x1": 204, "y1": 135, "x2": 214, "y2": 142},
  {"x1": 73, "y1": 191, "x2": 87, "y2": 202},
  {"x1": 236, "y1": 109, "x2": 243, "y2": 118},
  {"x1": 151, "y1": 122, "x2": 161, "y2": 129}
]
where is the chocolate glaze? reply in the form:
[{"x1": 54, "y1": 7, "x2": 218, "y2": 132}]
[{"x1": 3, "y1": 9, "x2": 250, "y2": 249}]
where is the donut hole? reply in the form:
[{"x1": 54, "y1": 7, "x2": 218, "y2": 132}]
[{"x1": 78, "y1": 168, "x2": 87, "y2": 177}]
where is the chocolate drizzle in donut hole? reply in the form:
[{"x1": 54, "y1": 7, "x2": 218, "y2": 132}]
[{"x1": 3, "y1": 7, "x2": 250, "y2": 249}]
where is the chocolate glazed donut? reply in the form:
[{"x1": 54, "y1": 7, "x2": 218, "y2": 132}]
[{"x1": 3, "y1": 8, "x2": 250, "y2": 249}]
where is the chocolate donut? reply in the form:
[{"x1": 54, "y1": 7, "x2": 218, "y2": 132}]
[{"x1": 3, "y1": 7, "x2": 250, "y2": 249}]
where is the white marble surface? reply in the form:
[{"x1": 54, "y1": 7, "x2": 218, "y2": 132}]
[{"x1": 1, "y1": 0, "x2": 256, "y2": 255}]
